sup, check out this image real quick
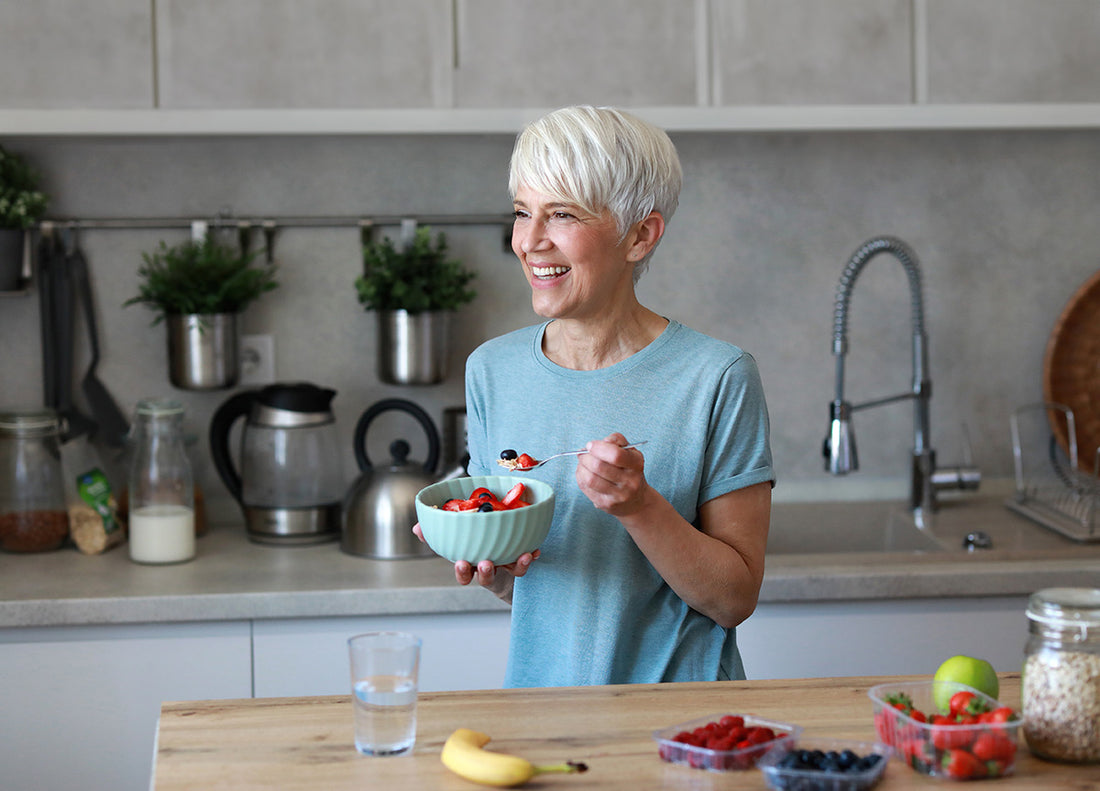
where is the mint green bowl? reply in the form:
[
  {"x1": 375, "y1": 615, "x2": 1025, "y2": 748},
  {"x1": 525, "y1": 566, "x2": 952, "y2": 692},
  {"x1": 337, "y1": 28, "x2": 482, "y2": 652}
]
[{"x1": 415, "y1": 475, "x2": 555, "y2": 564}]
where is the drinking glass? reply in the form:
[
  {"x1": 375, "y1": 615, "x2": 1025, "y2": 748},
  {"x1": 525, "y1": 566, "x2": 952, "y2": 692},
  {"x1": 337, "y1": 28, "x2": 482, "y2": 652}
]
[{"x1": 348, "y1": 631, "x2": 421, "y2": 755}]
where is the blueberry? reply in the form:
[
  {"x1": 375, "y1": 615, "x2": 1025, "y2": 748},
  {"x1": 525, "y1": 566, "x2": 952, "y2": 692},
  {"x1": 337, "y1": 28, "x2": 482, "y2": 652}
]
[
  {"x1": 500, "y1": 449, "x2": 518, "y2": 460},
  {"x1": 477, "y1": 502, "x2": 495, "y2": 512},
  {"x1": 778, "y1": 752, "x2": 802, "y2": 769},
  {"x1": 838, "y1": 749, "x2": 858, "y2": 769}
]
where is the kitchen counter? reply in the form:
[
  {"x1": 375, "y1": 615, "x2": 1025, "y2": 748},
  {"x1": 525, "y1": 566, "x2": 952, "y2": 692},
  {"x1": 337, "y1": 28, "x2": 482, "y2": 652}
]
[
  {"x1": 3, "y1": 494, "x2": 1099, "y2": 629},
  {"x1": 153, "y1": 673, "x2": 1098, "y2": 790}
]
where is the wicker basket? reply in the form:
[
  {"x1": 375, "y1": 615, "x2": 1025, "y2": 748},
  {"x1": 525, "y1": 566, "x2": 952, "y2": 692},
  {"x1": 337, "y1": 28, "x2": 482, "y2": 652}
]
[{"x1": 1043, "y1": 267, "x2": 1100, "y2": 476}]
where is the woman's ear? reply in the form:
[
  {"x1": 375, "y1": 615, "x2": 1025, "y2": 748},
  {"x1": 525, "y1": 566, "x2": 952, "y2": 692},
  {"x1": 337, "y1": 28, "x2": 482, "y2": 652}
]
[{"x1": 626, "y1": 211, "x2": 666, "y2": 262}]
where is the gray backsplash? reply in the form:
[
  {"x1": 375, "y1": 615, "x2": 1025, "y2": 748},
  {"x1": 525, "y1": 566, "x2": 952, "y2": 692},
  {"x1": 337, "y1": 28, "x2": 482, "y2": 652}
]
[{"x1": 1, "y1": 129, "x2": 1097, "y2": 521}]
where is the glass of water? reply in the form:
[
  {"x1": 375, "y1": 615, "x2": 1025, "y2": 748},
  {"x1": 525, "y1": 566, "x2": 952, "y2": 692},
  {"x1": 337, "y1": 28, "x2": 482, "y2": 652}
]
[{"x1": 348, "y1": 632, "x2": 422, "y2": 756}]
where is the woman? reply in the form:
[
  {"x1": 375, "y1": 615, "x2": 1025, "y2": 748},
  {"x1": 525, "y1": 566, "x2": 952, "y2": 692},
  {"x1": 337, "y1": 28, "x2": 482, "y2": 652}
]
[{"x1": 421, "y1": 106, "x2": 774, "y2": 687}]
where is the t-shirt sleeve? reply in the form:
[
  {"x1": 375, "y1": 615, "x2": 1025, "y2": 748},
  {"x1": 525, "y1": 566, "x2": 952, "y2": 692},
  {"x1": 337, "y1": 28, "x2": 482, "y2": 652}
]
[{"x1": 699, "y1": 351, "x2": 775, "y2": 504}]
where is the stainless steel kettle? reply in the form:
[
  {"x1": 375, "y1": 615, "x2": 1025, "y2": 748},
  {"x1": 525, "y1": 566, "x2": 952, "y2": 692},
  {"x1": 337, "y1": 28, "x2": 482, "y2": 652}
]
[{"x1": 341, "y1": 398, "x2": 441, "y2": 559}]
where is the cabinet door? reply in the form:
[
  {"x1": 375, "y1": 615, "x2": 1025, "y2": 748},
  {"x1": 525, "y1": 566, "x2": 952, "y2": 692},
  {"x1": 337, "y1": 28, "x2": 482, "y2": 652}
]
[
  {"x1": 252, "y1": 612, "x2": 511, "y2": 698},
  {"x1": 0, "y1": 0, "x2": 153, "y2": 108},
  {"x1": 0, "y1": 621, "x2": 252, "y2": 791},
  {"x1": 737, "y1": 596, "x2": 1027, "y2": 680},
  {"x1": 156, "y1": 0, "x2": 452, "y2": 109},
  {"x1": 453, "y1": 0, "x2": 699, "y2": 108}
]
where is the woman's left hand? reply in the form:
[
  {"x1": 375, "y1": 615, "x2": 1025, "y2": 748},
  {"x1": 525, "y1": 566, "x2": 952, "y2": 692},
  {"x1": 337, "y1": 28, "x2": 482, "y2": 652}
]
[{"x1": 575, "y1": 432, "x2": 649, "y2": 517}]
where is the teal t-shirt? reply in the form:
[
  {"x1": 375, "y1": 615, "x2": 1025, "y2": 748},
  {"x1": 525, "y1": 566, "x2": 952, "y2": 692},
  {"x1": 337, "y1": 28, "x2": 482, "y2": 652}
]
[{"x1": 465, "y1": 320, "x2": 774, "y2": 687}]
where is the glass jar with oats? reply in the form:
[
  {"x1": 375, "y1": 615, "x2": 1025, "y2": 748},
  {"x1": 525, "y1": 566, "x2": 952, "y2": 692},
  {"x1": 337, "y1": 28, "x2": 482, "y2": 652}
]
[{"x1": 1023, "y1": 587, "x2": 1100, "y2": 763}]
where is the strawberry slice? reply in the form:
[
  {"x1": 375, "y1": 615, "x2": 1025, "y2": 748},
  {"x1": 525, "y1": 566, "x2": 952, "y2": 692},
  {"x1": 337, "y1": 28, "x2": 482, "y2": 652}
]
[
  {"x1": 501, "y1": 482, "x2": 527, "y2": 508},
  {"x1": 515, "y1": 453, "x2": 538, "y2": 470}
]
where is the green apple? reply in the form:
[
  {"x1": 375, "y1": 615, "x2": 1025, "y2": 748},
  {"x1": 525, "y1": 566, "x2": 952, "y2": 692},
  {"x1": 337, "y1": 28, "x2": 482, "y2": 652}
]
[{"x1": 933, "y1": 655, "x2": 999, "y2": 711}]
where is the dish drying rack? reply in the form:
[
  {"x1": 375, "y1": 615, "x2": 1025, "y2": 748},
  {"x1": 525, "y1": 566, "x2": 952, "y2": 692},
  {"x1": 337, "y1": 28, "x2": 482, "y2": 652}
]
[{"x1": 1005, "y1": 403, "x2": 1100, "y2": 542}]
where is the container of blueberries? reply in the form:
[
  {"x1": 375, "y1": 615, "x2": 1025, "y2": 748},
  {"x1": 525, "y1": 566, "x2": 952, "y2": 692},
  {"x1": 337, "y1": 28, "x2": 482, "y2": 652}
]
[{"x1": 757, "y1": 736, "x2": 892, "y2": 791}]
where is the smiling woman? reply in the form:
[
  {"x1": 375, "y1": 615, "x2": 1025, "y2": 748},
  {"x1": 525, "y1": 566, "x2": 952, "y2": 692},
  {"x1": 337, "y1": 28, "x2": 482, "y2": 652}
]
[{"x1": 413, "y1": 105, "x2": 776, "y2": 689}]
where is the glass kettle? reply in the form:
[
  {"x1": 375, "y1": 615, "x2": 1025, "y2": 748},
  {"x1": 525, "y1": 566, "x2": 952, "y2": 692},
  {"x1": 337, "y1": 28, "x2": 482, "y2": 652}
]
[{"x1": 209, "y1": 382, "x2": 343, "y2": 545}]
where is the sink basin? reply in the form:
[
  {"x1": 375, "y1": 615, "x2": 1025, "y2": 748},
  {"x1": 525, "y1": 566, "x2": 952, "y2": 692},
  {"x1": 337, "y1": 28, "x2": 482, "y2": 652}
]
[
  {"x1": 767, "y1": 495, "x2": 1098, "y2": 557},
  {"x1": 768, "y1": 500, "x2": 943, "y2": 554}
]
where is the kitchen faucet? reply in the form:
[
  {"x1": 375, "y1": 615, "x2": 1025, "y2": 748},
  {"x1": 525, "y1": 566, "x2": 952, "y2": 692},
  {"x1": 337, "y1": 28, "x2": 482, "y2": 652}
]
[{"x1": 824, "y1": 236, "x2": 980, "y2": 522}]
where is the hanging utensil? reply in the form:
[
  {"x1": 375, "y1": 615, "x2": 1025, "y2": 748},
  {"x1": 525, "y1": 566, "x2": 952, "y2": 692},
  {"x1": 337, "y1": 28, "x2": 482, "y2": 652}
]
[
  {"x1": 69, "y1": 237, "x2": 129, "y2": 447},
  {"x1": 53, "y1": 228, "x2": 96, "y2": 441},
  {"x1": 37, "y1": 228, "x2": 58, "y2": 408}
]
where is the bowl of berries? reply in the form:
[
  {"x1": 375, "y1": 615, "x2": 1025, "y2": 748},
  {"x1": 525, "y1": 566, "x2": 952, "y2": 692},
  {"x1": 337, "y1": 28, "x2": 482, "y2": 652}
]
[
  {"x1": 652, "y1": 713, "x2": 799, "y2": 772},
  {"x1": 415, "y1": 475, "x2": 555, "y2": 565},
  {"x1": 757, "y1": 736, "x2": 892, "y2": 791},
  {"x1": 868, "y1": 681, "x2": 1022, "y2": 781}
]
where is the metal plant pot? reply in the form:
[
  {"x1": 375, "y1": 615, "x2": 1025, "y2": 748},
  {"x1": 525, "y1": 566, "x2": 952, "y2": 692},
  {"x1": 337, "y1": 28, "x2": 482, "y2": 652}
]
[
  {"x1": 167, "y1": 313, "x2": 240, "y2": 390},
  {"x1": 377, "y1": 310, "x2": 449, "y2": 385}
]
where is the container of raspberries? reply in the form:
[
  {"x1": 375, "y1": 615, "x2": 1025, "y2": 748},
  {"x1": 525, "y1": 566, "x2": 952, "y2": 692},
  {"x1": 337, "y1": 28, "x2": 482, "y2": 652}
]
[
  {"x1": 868, "y1": 681, "x2": 1022, "y2": 781},
  {"x1": 757, "y1": 736, "x2": 892, "y2": 791},
  {"x1": 652, "y1": 713, "x2": 799, "y2": 772}
]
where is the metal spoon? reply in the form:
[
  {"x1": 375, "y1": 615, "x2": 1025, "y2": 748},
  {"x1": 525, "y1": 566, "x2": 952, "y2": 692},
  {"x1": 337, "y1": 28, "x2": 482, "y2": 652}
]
[{"x1": 501, "y1": 441, "x2": 648, "y2": 471}]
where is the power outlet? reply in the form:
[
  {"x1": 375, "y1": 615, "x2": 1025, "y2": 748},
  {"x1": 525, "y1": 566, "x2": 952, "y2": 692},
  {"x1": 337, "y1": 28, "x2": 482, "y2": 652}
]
[{"x1": 240, "y1": 334, "x2": 276, "y2": 385}]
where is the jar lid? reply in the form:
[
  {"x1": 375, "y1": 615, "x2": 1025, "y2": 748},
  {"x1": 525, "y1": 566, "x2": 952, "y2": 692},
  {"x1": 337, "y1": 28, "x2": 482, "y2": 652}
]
[
  {"x1": 1027, "y1": 587, "x2": 1100, "y2": 629},
  {"x1": 0, "y1": 408, "x2": 60, "y2": 435},
  {"x1": 135, "y1": 398, "x2": 185, "y2": 417}
]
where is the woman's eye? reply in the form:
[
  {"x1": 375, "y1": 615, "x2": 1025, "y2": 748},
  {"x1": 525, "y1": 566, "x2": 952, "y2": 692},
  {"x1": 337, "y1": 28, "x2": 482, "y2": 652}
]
[
  {"x1": 512, "y1": 209, "x2": 529, "y2": 220},
  {"x1": 551, "y1": 211, "x2": 574, "y2": 220}
]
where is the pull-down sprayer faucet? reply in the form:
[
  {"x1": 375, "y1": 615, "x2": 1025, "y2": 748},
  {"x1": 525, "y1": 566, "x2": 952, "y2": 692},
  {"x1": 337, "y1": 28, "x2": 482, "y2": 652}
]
[{"x1": 824, "y1": 236, "x2": 980, "y2": 521}]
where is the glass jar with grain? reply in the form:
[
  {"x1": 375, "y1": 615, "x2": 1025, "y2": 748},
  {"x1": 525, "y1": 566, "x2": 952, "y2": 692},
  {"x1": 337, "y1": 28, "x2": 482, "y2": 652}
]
[
  {"x1": 0, "y1": 409, "x2": 69, "y2": 552},
  {"x1": 1023, "y1": 587, "x2": 1100, "y2": 763}
]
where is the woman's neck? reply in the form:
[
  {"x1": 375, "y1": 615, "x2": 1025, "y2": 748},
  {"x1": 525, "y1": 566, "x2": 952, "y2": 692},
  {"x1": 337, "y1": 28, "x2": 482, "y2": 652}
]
[{"x1": 542, "y1": 306, "x2": 668, "y2": 370}]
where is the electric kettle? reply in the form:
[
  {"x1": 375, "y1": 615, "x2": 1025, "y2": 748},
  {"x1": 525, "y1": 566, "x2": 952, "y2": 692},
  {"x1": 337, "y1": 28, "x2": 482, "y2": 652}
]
[
  {"x1": 210, "y1": 382, "x2": 343, "y2": 545},
  {"x1": 341, "y1": 398, "x2": 441, "y2": 559}
]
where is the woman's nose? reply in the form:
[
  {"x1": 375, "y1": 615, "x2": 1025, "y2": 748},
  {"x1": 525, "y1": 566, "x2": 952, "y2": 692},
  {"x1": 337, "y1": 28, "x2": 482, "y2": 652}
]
[{"x1": 513, "y1": 221, "x2": 550, "y2": 255}]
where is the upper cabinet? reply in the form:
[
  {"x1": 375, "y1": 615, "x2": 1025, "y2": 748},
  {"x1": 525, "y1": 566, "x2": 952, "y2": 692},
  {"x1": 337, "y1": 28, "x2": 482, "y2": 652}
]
[
  {"x1": 0, "y1": 0, "x2": 153, "y2": 108},
  {"x1": 2, "y1": 0, "x2": 1100, "y2": 135},
  {"x1": 156, "y1": 0, "x2": 450, "y2": 109}
]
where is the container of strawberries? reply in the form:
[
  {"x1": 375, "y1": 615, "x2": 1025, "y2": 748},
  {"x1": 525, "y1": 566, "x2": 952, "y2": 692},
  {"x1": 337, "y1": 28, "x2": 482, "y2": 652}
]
[
  {"x1": 653, "y1": 713, "x2": 800, "y2": 772},
  {"x1": 868, "y1": 681, "x2": 1022, "y2": 781}
]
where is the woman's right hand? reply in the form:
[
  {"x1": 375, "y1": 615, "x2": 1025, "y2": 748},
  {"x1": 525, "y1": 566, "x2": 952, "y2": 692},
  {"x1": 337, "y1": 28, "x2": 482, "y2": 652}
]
[
  {"x1": 454, "y1": 551, "x2": 539, "y2": 588},
  {"x1": 412, "y1": 523, "x2": 539, "y2": 600}
]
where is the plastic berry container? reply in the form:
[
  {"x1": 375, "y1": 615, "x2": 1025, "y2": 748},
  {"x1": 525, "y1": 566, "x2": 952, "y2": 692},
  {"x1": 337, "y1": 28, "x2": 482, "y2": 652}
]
[
  {"x1": 757, "y1": 736, "x2": 892, "y2": 791},
  {"x1": 868, "y1": 681, "x2": 1022, "y2": 781},
  {"x1": 652, "y1": 713, "x2": 800, "y2": 772}
]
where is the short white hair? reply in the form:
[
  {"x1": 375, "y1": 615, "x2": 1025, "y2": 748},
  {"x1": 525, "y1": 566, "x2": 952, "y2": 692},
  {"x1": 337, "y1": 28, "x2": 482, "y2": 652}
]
[{"x1": 508, "y1": 106, "x2": 682, "y2": 280}]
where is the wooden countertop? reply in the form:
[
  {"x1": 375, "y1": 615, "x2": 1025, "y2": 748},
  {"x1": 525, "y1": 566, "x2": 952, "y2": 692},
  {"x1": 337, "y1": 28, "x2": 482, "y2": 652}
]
[{"x1": 154, "y1": 673, "x2": 1098, "y2": 790}]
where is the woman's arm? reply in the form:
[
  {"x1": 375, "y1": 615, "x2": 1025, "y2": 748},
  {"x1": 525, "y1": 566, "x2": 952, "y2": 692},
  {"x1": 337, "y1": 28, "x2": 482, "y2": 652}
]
[{"x1": 576, "y1": 435, "x2": 770, "y2": 629}]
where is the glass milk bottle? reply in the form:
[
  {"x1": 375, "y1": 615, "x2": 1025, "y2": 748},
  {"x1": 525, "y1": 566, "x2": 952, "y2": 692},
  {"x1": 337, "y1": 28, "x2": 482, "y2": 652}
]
[{"x1": 128, "y1": 398, "x2": 195, "y2": 564}]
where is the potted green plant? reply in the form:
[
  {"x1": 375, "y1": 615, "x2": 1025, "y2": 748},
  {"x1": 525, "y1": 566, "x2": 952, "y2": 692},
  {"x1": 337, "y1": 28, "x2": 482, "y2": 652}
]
[
  {"x1": 0, "y1": 145, "x2": 49, "y2": 291},
  {"x1": 125, "y1": 233, "x2": 278, "y2": 390},
  {"x1": 354, "y1": 225, "x2": 476, "y2": 385}
]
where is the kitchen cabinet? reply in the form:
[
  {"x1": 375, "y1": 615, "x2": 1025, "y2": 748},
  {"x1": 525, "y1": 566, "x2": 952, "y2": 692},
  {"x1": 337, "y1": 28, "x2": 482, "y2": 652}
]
[
  {"x1": 739, "y1": 595, "x2": 1029, "y2": 680},
  {"x1": 251, "y1": 612, "x2": 511, "y2": 698},
  {"x1": 0, "y1": 621, "x2": 252, "y2": 791},
  {"x1": 3, "y1": 1, "x2": 1100, "y2": 133}
]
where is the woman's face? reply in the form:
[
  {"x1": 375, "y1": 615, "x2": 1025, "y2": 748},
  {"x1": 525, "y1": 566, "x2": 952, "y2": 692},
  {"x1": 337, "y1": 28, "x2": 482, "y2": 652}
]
[{"x1": 511, "y1": 186, "x2": 639, "y2": 321}]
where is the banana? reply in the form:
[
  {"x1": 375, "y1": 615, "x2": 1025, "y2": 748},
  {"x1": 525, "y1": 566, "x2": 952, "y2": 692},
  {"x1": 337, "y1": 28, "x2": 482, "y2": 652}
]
[{"x1": 440, "y1": 728, "x2": 588, "y2": 787}]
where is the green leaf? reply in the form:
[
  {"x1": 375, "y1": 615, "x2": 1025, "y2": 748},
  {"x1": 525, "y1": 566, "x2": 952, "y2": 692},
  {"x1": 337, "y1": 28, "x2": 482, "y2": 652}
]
[
  {"x1": 354, "y1": 226, "x2": 476, "y2": 313},
  {"x1": 124, "y1": 234, "x2": 278, "y2": 323}
]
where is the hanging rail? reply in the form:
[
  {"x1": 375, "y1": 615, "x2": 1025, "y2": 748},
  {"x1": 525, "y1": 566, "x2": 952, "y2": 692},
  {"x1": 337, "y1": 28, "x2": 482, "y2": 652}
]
[
  {"x1": 34, "y1": 212, "x2": 517, "y2": 256},
  {"x1": 33, "y1": 213, "x2": 514, "y2": 231}
]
